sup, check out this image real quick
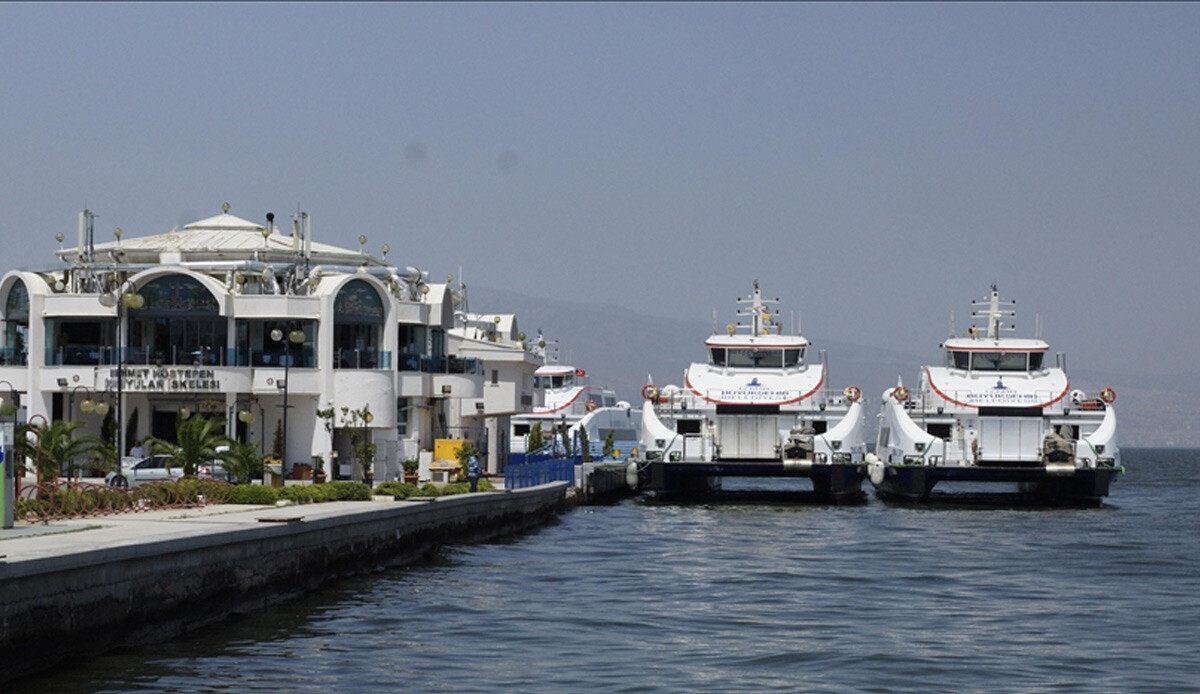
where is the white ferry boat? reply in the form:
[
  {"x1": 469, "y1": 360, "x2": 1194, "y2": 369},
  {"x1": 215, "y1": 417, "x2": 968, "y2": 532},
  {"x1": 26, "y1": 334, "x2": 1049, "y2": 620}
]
[
  {"x1": 510, "y1": 340, "x2": 639, "y2": 462},
  {"x1": 868, "y1": 285, "x2": 1121, "y2": 504},
  {"x1": 636, "y1": 281, "x2": 868, "y2": 501}
]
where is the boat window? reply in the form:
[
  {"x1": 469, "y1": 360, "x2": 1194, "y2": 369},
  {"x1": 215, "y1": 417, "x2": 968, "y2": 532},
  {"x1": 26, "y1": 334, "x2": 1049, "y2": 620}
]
[
  {"x1": 709, "y1": 348, "x2": 726, "y2": 367},
  {"x1": 728, "y1": 348, "x2": 783, "y2": 368},
  {"x1": 1029, "y1": 352, "x2": 1044, "y2": 370},
  {"x1": 949, "y1": 351, "x2": 970, "y2": 369},
  {"x1": 535, "y1": 373, "x2": 573, "y2": 389},
  {"x1": 972, "y1": 352, "x2": 1029, "y2": 371},
  {"x1": 784, "y1": 348, "x2": 804, "y2": 367}
]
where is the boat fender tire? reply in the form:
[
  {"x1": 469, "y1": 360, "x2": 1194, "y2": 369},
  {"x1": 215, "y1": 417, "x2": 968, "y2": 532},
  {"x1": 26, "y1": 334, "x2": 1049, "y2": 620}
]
[
  {"x1": 641, "y1": 384, "x2": 658, "y2": 400},
  {"x1": 893, "y1": 385, "x2": 909, "y2": 402},
  {"x1": 865, "y1": 453, "x2": 885, "y2": 486},
  {"x1": 843, "y1": 385, "x2": 861, "y2": 403},
  {"x1": 1099, "y1": 387, "x2": 1116, "y2": 404},
  {"x1": 625, "y1": 461, "x2": 640, "y2": 490}
]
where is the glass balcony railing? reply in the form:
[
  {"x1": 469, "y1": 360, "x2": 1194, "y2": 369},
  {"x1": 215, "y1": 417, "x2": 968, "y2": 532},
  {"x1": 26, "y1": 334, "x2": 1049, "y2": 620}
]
[{"x1": 0, "y1": 347, "x2": 27, "y2": 366}]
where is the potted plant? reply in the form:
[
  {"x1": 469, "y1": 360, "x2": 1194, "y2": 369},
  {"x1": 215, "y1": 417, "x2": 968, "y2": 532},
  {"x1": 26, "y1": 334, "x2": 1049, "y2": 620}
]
[
  {"x1": 344, "y1": 405, "x2": 376, "y2": 485},
  {"x1": 313, "y1": 454, "x2": 327, "y2": 483},
  {"x1": 402, "y1": 457, "x2": 419, "y2": 484}
]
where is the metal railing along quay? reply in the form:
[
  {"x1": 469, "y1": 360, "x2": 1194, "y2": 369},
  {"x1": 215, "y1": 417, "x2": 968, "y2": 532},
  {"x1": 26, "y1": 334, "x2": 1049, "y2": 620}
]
[{"x1": 504, "y1": 457, "x2": 579, "y2": 490}]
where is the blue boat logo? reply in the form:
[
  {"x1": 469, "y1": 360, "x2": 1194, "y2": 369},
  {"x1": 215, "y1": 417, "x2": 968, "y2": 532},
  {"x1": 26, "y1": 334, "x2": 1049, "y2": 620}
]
[
  {"x1": 993, "y1": 379, "x2": 1008, "y2": 390},
  {"x1": 746, "y1": 378, "x2": 764, "y2": 387}
]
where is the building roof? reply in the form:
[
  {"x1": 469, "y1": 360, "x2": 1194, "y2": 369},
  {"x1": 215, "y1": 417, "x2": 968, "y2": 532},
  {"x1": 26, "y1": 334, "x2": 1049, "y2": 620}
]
[{"x1": 55, "y1": 208, "x2": 385, "y2": 268}]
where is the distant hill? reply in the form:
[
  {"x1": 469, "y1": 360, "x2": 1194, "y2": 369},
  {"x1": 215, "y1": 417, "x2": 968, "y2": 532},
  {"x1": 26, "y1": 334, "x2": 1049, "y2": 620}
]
[{"x1": 472, "y1": 286, "x2": 1200, "y2": 448}]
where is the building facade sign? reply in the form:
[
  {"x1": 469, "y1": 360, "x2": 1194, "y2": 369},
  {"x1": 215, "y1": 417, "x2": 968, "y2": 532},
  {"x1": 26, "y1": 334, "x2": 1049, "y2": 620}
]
[{"x1": 105, "y1": 367, "x2": 221, "y2": 392}]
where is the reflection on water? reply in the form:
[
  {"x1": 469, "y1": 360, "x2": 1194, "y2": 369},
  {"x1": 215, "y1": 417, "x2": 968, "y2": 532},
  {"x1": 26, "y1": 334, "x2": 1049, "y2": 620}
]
[{"x1": 11, "y1": 449, "x2": 1198, "y2": 694}]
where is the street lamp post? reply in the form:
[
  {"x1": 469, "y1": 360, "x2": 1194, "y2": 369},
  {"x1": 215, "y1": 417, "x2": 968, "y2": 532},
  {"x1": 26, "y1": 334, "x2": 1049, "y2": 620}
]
[
  {"x1": 272, "y1": 324, "x2": 305, "y2": 475},
  {"x1": 100, "y1": 283, "x2": 144, "y2": 459},
  {"x1": 0, "y1": 379, "x2": 17, "y2": 469},
  {"x1": 229, "y1": 400, "x2": 258, "y2": 450},
  {"x1": 0, "y1": 379, "x2": 16, "y2": 529},
  {"x1": 69, "y1": 385, "x2": 95, "y2": 418},
  {"x1": 254, "y1": 397, "x2": 265, "y2": 455},
  {"x1": 68, "y1": 385, "x2": 95, "y2": 479}
]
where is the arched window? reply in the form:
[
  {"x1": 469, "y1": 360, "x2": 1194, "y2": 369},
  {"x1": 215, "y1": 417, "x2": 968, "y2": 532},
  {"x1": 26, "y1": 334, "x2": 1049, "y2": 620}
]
[
  {"x1": 3, "y1": 280, "x2": 29, "y2": 365},
  {"x1": 128, "y1": 275, "x2": 227, "y2": 366},
  {"x1": 334, "y1": 280, "x2": 385, "y2": 368}
]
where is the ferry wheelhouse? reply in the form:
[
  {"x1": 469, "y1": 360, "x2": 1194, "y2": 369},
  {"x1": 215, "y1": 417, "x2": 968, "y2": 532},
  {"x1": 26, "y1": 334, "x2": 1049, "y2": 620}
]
[
  {"x1": 637, "y1": 282, "x2": 868, "y2": 501},
  {"x1": 868, "y1": 285, "x2": 1121, "y2": 503}
]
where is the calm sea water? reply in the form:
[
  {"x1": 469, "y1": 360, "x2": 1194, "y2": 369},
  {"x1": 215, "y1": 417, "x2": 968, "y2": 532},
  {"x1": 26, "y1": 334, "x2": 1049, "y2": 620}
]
[{"x1": 14, "y1": 449, "x2": 1199, "y2": 694}]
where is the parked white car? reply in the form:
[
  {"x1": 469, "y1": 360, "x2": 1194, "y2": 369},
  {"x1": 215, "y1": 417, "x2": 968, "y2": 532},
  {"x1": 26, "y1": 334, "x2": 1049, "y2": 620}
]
[
  {"x1": 107, "y1": 455, "x2": 230, "y2": 487},
  {"x1": 107, "y1": 455, "x2": 179, "y2": 487}
]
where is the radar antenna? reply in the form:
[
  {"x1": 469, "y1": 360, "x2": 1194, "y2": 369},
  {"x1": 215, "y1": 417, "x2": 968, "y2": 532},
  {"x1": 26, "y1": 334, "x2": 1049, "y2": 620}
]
[{"x1": 970, "y1": 284, "x2": 1017, "y2": 340}]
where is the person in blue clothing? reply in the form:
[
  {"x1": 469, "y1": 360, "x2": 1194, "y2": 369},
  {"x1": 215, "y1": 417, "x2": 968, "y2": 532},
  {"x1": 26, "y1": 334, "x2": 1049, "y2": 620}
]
[{"x1": 467, "y1": 452, "x2": 481, "y2": 492}]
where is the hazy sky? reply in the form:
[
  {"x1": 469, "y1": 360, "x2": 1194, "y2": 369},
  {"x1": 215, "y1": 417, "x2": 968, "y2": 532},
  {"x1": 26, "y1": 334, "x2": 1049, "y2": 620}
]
[{"x1": 3, "y1": 3, "x2": 1198, "y2": 375}]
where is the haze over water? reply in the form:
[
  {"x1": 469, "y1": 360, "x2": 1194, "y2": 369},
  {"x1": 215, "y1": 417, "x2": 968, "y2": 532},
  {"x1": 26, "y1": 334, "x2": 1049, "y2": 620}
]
[{"x1": 13, "y1": 448, "x2": 1197, "y2": 693}]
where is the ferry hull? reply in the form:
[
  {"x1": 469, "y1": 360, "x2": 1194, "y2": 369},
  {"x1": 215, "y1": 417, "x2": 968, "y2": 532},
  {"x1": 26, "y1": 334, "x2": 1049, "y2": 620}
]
[
  {"x1": 644, "y1": 459, "x2": 868, "y2": 503},
  {"x1": 875, "y1": 464, "x2": 1121, "y2": 505}
]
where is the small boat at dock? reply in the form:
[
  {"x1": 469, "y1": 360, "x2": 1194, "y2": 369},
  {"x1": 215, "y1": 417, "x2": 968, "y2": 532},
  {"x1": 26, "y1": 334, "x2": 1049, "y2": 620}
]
[
  {"x1": 635, "y1": 281, "x2": 868, "y2": 502},
  {"x1": 867, "y1": 285, "x2": 1122, "y2": 504},
  {"x1": 509, "y1": 338, "x2": 640, "y2": 464}
]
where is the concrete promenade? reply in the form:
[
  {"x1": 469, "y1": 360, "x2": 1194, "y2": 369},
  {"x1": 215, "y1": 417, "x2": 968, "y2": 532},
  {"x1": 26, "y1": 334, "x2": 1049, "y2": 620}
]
[{"x1": 0, "y1": 482, "x2": 569, "y2": 685}]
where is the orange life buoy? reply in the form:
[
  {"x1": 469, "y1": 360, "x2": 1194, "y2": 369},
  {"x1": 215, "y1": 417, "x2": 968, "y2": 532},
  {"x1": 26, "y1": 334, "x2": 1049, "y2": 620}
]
[
  {"x1": 893, "y1": 385, "x2": 909, "y2": 402},
  {"x1": 641, "y1": 384, "x2": 658, "y2": 400},
  {"x1": 585, "y1": 399, "x2": 597, "y2": 412},
  {"x1": 1099, "y1": 387, "x2": 1116, "y2": 404},
  {"x1": 844, "y1": 385, "x2": 861, "y2": 403}
]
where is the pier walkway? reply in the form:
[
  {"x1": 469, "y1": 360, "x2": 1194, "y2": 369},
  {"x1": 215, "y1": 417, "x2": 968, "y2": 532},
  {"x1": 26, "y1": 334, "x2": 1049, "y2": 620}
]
[{"x1": 0, "y1": 483, "x2": 568, "y2": 685}]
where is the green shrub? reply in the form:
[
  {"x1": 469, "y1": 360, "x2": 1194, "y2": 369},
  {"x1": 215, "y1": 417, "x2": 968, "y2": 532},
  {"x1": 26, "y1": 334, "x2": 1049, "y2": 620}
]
[
  {"x1": 307, "y1": 483, "x2": 331, "y2": 503},
  {"x1": 280, "y1": 485, "x2": 315, "y2": 504},
  {"x1": 412, "y1": 482, "x2": 442, "y2": 498},
  {"x1": 440, "y1": 478, "x2": 495, "y2": 496},
  {"x1": 321, "y1": 481, "x2": 371, "y2": 501},
  {"x1": 174, "y1": 477, "x2": 232, "y2": 504},
  {"x1": 229, "y1": 484, "x2": 280, "y2": 505},
  {"x1": 375, "y1": 481, "x2": 418, "y2": 499}
]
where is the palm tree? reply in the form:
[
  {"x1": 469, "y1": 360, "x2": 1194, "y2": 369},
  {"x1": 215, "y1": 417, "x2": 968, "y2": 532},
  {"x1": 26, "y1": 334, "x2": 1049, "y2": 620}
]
[
  {"x1": 220, "y1": 438, "x2": 263, "y2": 485},
  {"x1": 145, "y1": 414, "x2": 229, "y2": 477},
  {"x1": 25, "y1": 419, "x2": 99, "y2": 485}
]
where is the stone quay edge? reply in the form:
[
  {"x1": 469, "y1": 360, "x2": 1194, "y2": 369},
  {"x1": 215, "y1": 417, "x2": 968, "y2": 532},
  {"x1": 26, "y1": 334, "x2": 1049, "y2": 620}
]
[{"x1": 0, "y1": 483, "x2": 568, "y2": 685}]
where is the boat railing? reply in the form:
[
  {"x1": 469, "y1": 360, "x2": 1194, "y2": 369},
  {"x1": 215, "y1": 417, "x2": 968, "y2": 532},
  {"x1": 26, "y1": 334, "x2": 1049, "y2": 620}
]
[
  {"x1": 913, "y1": 388, "x2": 1099, "y2": 412},
  {"x1": 814, "y1": 387, "x2": 859, "y2": 409},
  {"x1": 667, "y1": 386, "x2": 857, "y2": 410}
]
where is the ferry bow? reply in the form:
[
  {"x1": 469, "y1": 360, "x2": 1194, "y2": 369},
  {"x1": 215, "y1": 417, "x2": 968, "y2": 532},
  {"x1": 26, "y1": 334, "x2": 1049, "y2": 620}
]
[
  {"x1": 634, "y1": 281, "x2": 868, "y2": 502},
  {"x1": 867, "y1": 285, "x2": 1122, "y2": 504}
]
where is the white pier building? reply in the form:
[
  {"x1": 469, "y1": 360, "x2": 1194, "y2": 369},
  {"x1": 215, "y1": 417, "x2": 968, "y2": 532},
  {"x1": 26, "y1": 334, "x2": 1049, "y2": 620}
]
[{"x1": 0, "y1": 205, "x2": 542, "y2": 481}]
